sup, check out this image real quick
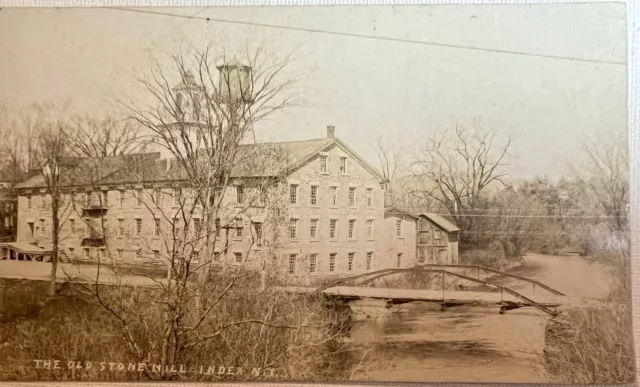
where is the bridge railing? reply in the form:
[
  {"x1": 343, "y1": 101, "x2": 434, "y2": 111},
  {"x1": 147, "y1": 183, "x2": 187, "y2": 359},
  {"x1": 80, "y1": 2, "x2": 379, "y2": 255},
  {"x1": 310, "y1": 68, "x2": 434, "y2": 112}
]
[
  {"x1": 317, "y1": 263, "x2": 565, "y2": 296},
  {"x1": 315, "y1": 264, "x2": 565, "y2": 317}
]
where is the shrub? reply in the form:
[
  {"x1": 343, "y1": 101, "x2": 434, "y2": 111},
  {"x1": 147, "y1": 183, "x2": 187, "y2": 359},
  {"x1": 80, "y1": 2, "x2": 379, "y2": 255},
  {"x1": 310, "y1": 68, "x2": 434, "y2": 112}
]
[
  {"x1": 543, "y1": 252, "x2": 634, "y2": 384},
  {"x1": 0, "y1": 274, "x2": 357, "y2": 382}
]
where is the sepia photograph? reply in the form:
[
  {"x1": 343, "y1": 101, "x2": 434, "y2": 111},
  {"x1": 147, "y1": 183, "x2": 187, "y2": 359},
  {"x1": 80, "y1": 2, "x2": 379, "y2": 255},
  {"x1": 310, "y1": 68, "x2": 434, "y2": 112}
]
[{"x1": 0, "y1": 4, "x2": 632, "y2": 384}]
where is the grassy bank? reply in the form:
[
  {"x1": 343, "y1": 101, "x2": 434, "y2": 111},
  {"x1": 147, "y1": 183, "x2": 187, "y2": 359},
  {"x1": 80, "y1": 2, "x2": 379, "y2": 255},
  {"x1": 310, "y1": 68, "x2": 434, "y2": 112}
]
[
  {"x1": 0, "y1": 276, "x2": 360, "y2": 382},
  {"x1": 543, "y1": 254, "x2": 634, "y2": 384}
]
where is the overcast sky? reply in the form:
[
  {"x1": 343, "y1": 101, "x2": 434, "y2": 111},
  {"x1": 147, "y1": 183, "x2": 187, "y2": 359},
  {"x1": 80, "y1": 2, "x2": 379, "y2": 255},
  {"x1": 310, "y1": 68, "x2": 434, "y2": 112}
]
[{"x1": 0, "y1": 4, "x2": 627, "y2": 179}]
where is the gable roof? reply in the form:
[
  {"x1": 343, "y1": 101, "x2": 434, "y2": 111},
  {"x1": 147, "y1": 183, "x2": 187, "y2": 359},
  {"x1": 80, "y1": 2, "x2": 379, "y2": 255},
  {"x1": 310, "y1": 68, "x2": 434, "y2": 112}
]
[
  {"x1": 16, "y1": 153, "x2": 167, "y2": 190},
  {"x1": 193, "y1": 136, "x2": 385, "y2": 180},
  {"x1": 384, "y1": 206, "x2": 418, "y2": 220},
  {"x1": 418, "y1": 213, "x2": 460, "y2": 233},
  {"x1": 16, "y1": 136, "x2": 386, "y2": 189}
]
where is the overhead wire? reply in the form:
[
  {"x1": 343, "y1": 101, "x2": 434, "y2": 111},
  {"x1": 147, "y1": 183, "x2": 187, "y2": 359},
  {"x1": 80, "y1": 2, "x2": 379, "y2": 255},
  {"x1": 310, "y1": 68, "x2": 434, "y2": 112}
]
[{"x1": 108, "y1": 7, "x2": 626, "y2": 67}]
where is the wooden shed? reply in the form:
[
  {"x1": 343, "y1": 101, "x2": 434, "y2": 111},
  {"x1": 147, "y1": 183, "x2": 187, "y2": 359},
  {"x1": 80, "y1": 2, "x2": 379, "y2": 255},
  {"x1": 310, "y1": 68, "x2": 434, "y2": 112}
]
[{"x1": 415, "y1": 213, "x2": 460, "y2": 264}]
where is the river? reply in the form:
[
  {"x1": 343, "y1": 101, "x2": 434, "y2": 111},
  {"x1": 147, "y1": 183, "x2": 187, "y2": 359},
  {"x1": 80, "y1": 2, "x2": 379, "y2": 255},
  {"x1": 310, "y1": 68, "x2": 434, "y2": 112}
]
[{"x1": 343, "y1": 301, "x2": 550, "y2": 383}]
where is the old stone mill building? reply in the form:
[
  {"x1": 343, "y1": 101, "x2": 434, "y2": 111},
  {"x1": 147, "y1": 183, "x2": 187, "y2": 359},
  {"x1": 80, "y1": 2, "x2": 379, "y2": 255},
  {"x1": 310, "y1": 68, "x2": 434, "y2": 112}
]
[{"x1": 0, "y1": 73, "x2": 459, "y2": 282}]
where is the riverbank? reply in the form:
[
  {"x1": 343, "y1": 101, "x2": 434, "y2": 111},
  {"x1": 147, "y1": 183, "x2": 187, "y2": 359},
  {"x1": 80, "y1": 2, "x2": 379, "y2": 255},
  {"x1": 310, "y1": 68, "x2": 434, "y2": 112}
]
[{"x1": 345, "y1": 254, "x2": 615, "y2": 383}]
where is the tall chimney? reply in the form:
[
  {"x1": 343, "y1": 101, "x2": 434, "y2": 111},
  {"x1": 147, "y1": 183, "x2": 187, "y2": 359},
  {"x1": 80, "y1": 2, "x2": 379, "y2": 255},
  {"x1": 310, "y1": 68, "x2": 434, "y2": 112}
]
[{"x1": 326, "y1": 125, "x2": 336, "y2": 138}]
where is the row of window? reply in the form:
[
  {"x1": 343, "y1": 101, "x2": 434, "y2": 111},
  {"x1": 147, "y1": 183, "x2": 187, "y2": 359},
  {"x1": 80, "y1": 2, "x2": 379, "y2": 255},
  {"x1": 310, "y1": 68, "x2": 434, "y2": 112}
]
[
  {"x1": 73, "y1": 246, "x2": 249, "y2": 266},
  {"x1": 25, "y1": 182, "x2": 376, "y2": 210},
  {"x1": 69, "y1": 247, "x2": 406, "y2": 272},
  {"x1": 71, "y1": 246, "x2": 169, "y2": 263},
  {"x1": 318, "y1": 155, "x2": 348, "y2": 174},
  {"x1": 32, "y1": 217, "x2": 260, "y2": 242},
  {"x1": 285, "y1": 251, "x2": 403, "y2": 274},
  {"x1": 288, "y1": 184, "x2": 374, "y2": 207},
  {"x1": 26, "y1": 189, "x2": 185, "y2": 210},
  {"x1": 34, "y1": 216, "x2": 387, "y2": 242},
  {"x1": 288, "y1": 218, "x2": 376, "y2": 240}
]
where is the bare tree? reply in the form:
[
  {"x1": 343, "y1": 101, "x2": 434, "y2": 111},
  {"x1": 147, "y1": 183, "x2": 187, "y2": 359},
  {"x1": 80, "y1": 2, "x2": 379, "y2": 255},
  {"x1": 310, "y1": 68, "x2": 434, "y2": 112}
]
[
  {"x1": 372, "y1": 135, "x2": 403, "y2": 206},
  {"x1": 569, "y1": 133, "x2": 628, "y2": 236},
  {"x1": 71, "y1": 42, "x2": 303, "y2": 378},
  {"x1": 412, "y1": 123, "x2": 511, "y2": 244},
  {"x1": 33, "y1": 115, "x2": 75, "y2": 295},
  {"x1": 0, "y1": 105, "x2": 37, "y2": 184},
  {"x1": 68, "y1": 115, "x2": 152, "y2": 157}
]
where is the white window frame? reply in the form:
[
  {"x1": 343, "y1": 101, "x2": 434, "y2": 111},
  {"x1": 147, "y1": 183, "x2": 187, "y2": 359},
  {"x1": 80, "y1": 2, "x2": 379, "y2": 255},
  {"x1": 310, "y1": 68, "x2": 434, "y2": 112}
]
[
  {"x1": 310, "y1": 219, "x2": 318, "y2": 239},
  {"x1": 329, "y1": 253, "x2": 336, "y2": 272},
  {"x1": 320, "y1": 155, "x2": 328, "y2": 173},
  {"x1": 367, "y1": 219, "x2": 374, "y2": 239},
  {"x1": 348, "y1": 187, "x2": 356, "y2": 206},
  {"x1": 236, "y1": 186, "x2": 244, "y2": 205},
  {"x1": 288, "y1": 254, "x2": 297, "y2": 274},
  {"x1": 366, "y1": 252, "x2": 373, "y2": 270},
  {"x1": 289, "y1": 184, "x2": 298, "y2": 205},
  {"x1": 329, "y1": 186, "x2": 338, "y2": 206},
  {"x1": 119, "y1": 190, "x2": 125, "y2": 207},
  {"x1": 366, "y1": 188, "x2": 373, "y2": 207},
  {"x1": 310, "y1": 185, "x2": 318, "y2": 205},
  {"x1": 348, "y1": 219, "x2": 356, "y2": 239},
  {"x1": 253, "y1": 222, "x2": 263, "y2": 246},
  {"x1": 329, "y1": 219, "x2": 337, "y2": 239},
  {"x1": 396, "y1": 219, "x2": 403, "y2": 237},
  {"x1": 348, "y1": 252, "x2": 354, "y2": 271},
  {"x1": 289, "y1": 218, "x2": 298, "y2": 239},
  {"x1": 397, "y1": 253, "x2": 402, "y2": 268},
  {"x1": 235, "y1": 218, "x2": 243, "y2": 238},
  {"x1": 339, "y1": 157, "x2": 347, "y2": 174},
  {"x1": 309, "y1": 253, "x2": 317, "y2": 273},
  {"x1": 135, "y1": 218, "x2": 142, "y2": 235}
]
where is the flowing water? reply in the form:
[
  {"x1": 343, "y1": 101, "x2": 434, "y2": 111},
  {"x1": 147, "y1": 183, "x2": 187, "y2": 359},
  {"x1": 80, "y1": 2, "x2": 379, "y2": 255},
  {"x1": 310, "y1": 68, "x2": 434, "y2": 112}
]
[{"x1": 343, "y1": 302, "x2": 551, "y2": 383}]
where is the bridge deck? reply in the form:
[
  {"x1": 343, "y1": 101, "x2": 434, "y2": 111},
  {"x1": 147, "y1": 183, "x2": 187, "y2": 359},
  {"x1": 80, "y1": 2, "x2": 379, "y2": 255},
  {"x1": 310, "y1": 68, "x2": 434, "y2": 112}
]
[{"x1": 278, "y1": 286, "x2": 565, "y2": 307}]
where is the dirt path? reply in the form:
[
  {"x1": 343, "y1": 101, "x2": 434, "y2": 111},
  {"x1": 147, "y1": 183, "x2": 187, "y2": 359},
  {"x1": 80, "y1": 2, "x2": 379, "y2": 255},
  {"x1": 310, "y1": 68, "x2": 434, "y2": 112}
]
[
  {"x1": 498, "y1": 253, "x2": 611, "y2": 299},
  {"x1": 350, "y1": 254, "x2": 613, "y2": 383},
  {"x1": 0, "y1": 260, "x2": 162, "y2": 287}
]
